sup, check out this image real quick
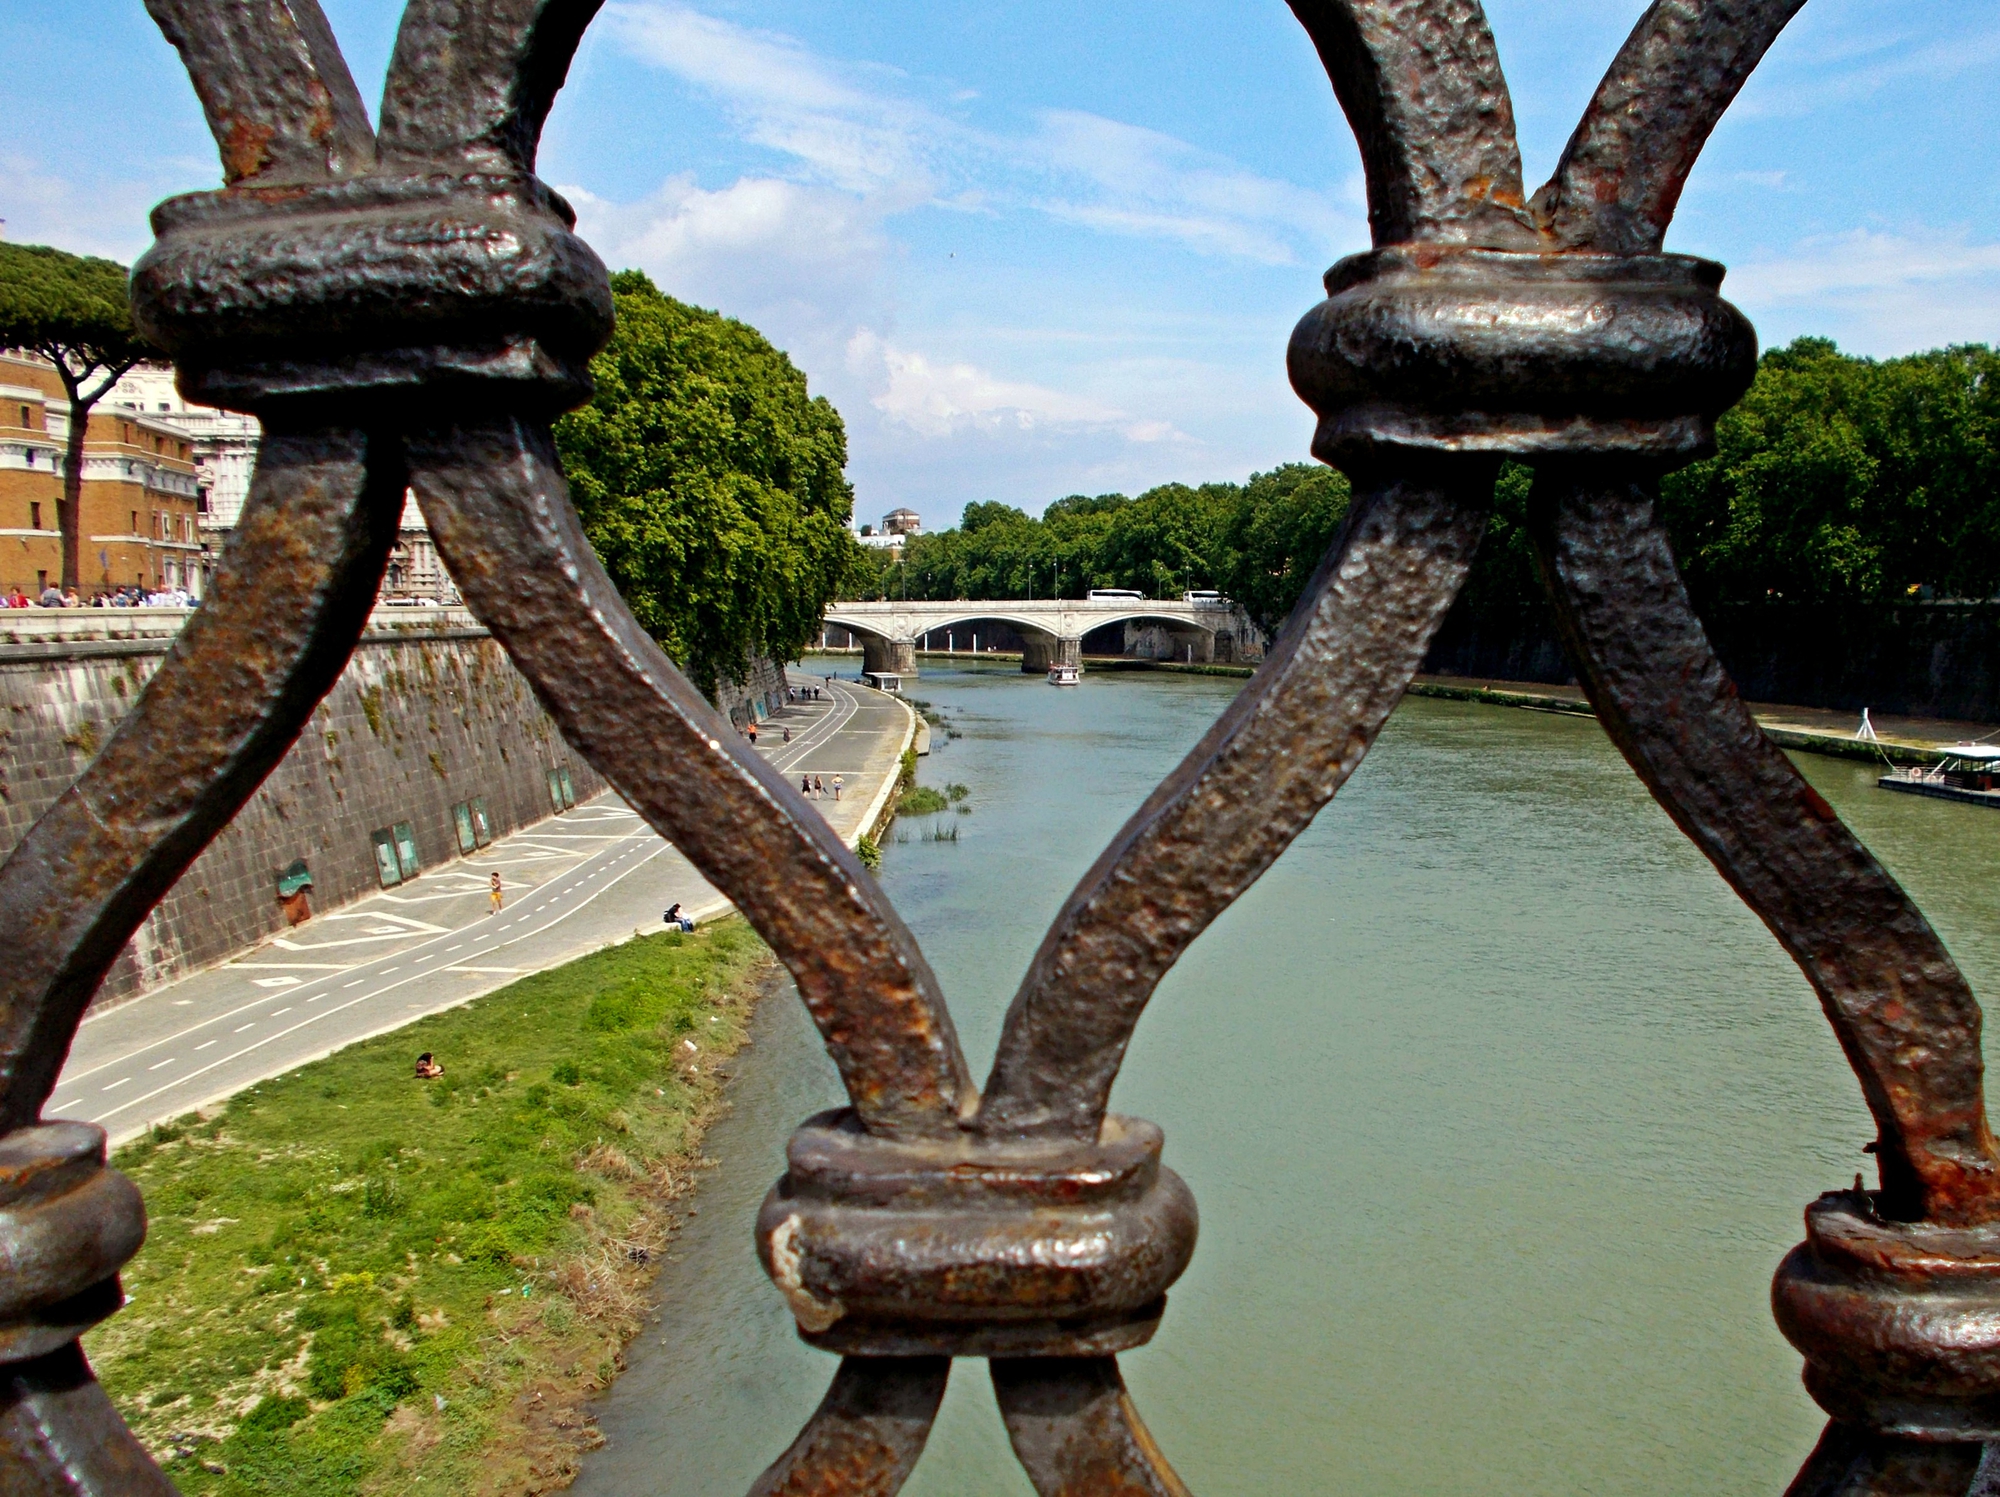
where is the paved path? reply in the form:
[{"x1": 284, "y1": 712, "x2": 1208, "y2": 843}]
[
  {"x1": 55, "y1": 672, "x2": 912, "y2": 1143},
  {"x1": 1411, "y1": 672, "x2": 1993, "y2": 762}
]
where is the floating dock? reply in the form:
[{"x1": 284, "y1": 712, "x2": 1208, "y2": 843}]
[{"x1": 1877, "y1": 776, "x2": 2000, "y2": 810}]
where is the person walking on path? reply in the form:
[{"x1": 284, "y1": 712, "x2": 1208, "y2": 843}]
[
  {"x1": 832, "y1": 774, "x2": 843, "y2": 802},
  {"x1": 746, "y1": 720, "x2": 759, "y2": 746},
  {"x1": 489, "y1": 871, "x2": 504, "y2": 914}
]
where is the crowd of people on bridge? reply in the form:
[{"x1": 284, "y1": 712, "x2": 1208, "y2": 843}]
[{"x1": 2, "y1": 584, "x2": 198, "y2": 609}]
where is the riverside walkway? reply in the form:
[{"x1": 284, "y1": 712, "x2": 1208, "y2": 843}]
[
  {"x1": 52, "y1": 671, "x2": 913, "y2": 1143},
  {"x1": 1407, "y1": 673, "x2": 1993, "y2": 764}
]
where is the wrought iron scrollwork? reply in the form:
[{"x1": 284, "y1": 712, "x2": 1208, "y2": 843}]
[{"x1": 0, "y1": 0, "x2": 1992, "y2": 1492}]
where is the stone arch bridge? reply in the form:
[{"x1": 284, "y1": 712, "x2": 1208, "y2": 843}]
[{"x1": 822, "y1": 598, "x2": 1256, "y2": 675}]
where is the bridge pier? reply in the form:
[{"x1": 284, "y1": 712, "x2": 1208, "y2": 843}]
[
  {"x1": 861, "y1": 636, "x2": 917, "y2": 678},
  {"x1": 1020, "y1": 636, "x2": 1082, "y2": 674},
  {"x1": 1124, "y1": 621, "x2": 1216, "y2": 664}
]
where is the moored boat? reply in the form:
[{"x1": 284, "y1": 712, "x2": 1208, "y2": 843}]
[
  {"x1": 1878, "y1": 744, "x2": 2000, "y2": 808},
  {"x1": 1047, "y1": 662, "x2": 1081, "y2": 686}
]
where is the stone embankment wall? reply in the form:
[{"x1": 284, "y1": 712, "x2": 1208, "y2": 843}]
[
  {"x1": 1119, "y1": 608, "x2": 1265, "y2": 664},
  {"x1": 713, "y1": 654, "x2": 787, "y2": 727},
  {"x1": 1423, "y1": 601, "x2": 2000, "y2": 723},
  {"x1": 0, "y1": 608, "x2": 603, "y2": 1006}
]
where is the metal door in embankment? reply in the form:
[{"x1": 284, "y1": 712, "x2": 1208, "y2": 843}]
[{"x1": 0, "y1": 3, "x2": 1994, "y2": 1494}]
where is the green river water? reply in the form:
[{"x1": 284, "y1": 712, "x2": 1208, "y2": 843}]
[{"x1": 571, "y1": 660, "x2": 2000, "y2": 1496}]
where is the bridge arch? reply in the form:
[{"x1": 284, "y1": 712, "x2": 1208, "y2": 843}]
[{"x1": 821, "y1": 601, "x2": 1231, "y2": 674}]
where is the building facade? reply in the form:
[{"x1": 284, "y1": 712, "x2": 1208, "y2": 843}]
[
  {"x1": 857, "y1": 506, "x2": 922, "y2": 561},
  {"x1": 0, "y1": 354, "x2": 204, "y2": 598},
  {"x1": 103, "y1": 363, "x2": 261, "y2": 539},
  {"x1": 381, "y1": 493, "x2": 460, "y2": 605}
]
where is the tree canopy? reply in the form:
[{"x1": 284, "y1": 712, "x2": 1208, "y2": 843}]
[
  {"x1": 1661, "y1": 337, "x2": 2000, "y2": 608},
  {"x1": 0, "y1": 242, "x2": 150, "y2": 372},
  {"x1": 555, "y1": 271, "x2": 861, "y2": 695},
  {"x1": 847, "y1": 337, "x2": 2000, "y2": 643},
  {"x1": 0, "y1": 242, "x2": 159, "y2": 588},
  {"x1": 843, "y1": 463, "x2": 1352, "y2": 632}
]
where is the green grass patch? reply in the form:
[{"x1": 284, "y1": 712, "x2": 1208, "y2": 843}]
[
  {"x1": 86, "y1": 921, "x2": 775, "y2": 1496},
  {"x1": 899, "y1": 785, "x2": 949, "y2": 816}
]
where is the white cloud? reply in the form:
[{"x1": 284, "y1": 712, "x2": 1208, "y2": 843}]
[
  {"x1": 0, "y1": 153, "x2": 206, "y2": 262},
  {"x1": 1736, "y1": 22, "x2": 2000, "y2": 120},
  {"x1": 1027, "y1": 111, "x2": 1351, "y2": 266},
  {"x1": 846, "y1": 329, "x2": 1187, "y2": 444},
  {"x1": 597, "y1": 1, "x2": 1359, "y2": 267},
  {"x1": 571, "y1": 0, "x2": 1329, "y2": 503},
  {"x1": 564, "y1": 174, "x2": 893, "y2": 344},
  {"x1": 1728, "y1": 229, "x2": 2000, "y2": 353},
  {"x1": 602, "y1": 1, "x2": 940, "y2": 195}
]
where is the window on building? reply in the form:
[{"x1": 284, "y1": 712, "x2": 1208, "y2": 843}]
[
  {"x1": 17, "y1": 406, "x2": 27, "y2": 429},
  {"x1": 130, "y1": 511, "x2": 139, "y2": 534},
  {"x1": 29, "y1": 503, "x2": 40, "y2": 530}
]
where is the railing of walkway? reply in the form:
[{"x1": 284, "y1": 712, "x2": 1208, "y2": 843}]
[{"x1": 0, "y1": 1, "x2": 1990, "y2": 1493}]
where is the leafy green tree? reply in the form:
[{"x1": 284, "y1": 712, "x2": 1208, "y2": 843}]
[
  {"x1": 1215, "y1": 463, "x2": 1353, "y2": 631},
  {"x1": 0, "y1": 243, "x2": 158, "y2": 590},
  {"x1": 1101, "y1": 483, "x2": 1234, "y2": 597},
  {"x1": 555, "y1": 272, "x2": 861, "y2": 695},
  {"x1": 1660, "y1": 337, "x2": 2000, "y2": 607}
]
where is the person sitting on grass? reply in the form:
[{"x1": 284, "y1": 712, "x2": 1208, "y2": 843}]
[{"x1": 414, "y1": 1052, "x2": 443, "y2": 1080}]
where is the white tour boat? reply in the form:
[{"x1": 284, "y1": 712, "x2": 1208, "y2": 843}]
[
  {"x1": 1878, "y1": 742, "x2": 2000, "y2": 809},
  {"x1": 1047, "y1": 662, "x2": 1081, "y2": 686}
]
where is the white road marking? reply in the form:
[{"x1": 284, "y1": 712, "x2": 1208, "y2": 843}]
[
  {"x1": 104, "y1": 1078, "x2": 130, "y2": 1091},
  {"x1": 82, "y1": 840, "x2": 671, "y2": 1131},
  {"x1": 148, "y1": 1059, "x2": 175, "y2": 1070}
]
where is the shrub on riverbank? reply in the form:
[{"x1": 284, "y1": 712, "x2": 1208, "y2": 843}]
[
  {"x1": 899, "y1": 785, "x2": 949, "y2": 815},
  {"x1": 85, "y1": 921, "x2": 775, "y2": 1496}
]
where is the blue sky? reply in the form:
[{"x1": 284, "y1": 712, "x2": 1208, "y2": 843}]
[{"x1": 6, "y1": 1, "x2": 1997, "y2": 524}]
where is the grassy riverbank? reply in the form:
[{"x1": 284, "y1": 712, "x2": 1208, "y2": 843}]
[{"x1": 84, "y1": 920, "x2": 776, "y2": 1496}]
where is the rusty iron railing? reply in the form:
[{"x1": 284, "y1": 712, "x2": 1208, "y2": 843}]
[{"x1": 0, "y1": 1, "x2": 1994, "y2": 1492}]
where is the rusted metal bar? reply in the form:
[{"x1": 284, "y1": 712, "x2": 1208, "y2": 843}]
[
  {"x1": 0, "y1": 1343, "x2": 178, "y2": 1497},
  {"x1": 992, "y1": 1357, "x2": 1192, "y2": 1497},
  {"x1": 142, "y1": 0, "x2": 377, "y2": 184},
  {"x1": 746, "y1": 1357, "x2": 949, "y2": 1497},
  {"x1": 0, "y1": 432, "x2": 403, "y2": 1133},
  {"x1": 1784, "y1": 1422, "x2": 1991, "y2": 1497},
  {"x1": 377, "y1": 0, "x2": 607, "y2": 173},
  {"x1": 405, "y1": 418, "x2": 975, "y2": 1136},
  {"x1": 977, "y1": 463, "x2": 1491, "y2": 1140},
  {"x1": 1282, "y1": 0, "x2": 1535, "y2": 248},
  {"x1": 1528, "y1": 467, "x2": 2000, "y2": 1226},
  {"x1": 0, "y1": 0, "x2": 1985, "y2": 1491},
  {"x1": 1534, "y1": 0, "x2": 1810, "y2": 253}
]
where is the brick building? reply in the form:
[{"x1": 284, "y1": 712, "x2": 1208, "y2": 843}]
[
  {"x1": 0, "y1": 353, "x2": 204, "y2": 598},
  {"x1": 103, "y1": 363, "x2": 260, "y2": 536}
]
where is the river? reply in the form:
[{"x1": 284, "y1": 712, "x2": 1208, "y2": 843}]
[{"x1": 572, "y1": 660, "x2": 2000, "y2": 1496}]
